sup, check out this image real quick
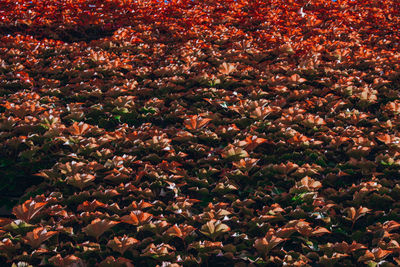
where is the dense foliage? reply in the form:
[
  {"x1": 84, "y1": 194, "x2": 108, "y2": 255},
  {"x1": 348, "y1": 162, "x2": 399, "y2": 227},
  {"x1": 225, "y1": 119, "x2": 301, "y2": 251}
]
[{"x1": 1, "y1": 0, "x2": 400, "y2": 266}]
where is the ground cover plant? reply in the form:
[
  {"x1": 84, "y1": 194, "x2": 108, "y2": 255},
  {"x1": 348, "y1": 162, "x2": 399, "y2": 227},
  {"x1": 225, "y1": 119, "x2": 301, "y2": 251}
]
[{"x1": 0, "y1": 0, "x2": 400, "y2": 266}]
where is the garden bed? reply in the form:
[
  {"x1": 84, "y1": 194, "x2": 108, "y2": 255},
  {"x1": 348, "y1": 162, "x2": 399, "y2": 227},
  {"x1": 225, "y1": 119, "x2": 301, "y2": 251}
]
[{"x1": 0, "y1": 0, "x2": 400, "y2": 266}]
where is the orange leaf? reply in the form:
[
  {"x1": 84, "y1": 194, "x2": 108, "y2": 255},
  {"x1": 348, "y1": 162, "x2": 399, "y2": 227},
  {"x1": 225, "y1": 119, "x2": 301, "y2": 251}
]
[
  {"x1": 372, "y1": 248, "x2": 391, "y2": 260},
  {"x1": 77, "y1": 200, "x2": 107, "y2": 212},
  {"x1": 107, "y1": 235, "x2": 139, "y2": 255},
  {"x1": 184, "y1": 115, "x2": 212, "y2": 130},
  {"x1": 376, "y1": 134, "x2": 393, "y2": 144},
  {"x1": 49, "y1": 254, "x2": 84, "y2": 267},
  {"x1": 13, "y1": 199, "x2": 47, "y2": 223},
  {"x1": 237, "y1": 135, "x2": 267, "y2": 151},
  {"x1": 254, "y1": 229, "x2": 286, "y2": 256},
  {"x1": 120, "y1": 211, "x2": 153, "y2": 225},
  {"x1": 288, "y1": 73, "x2": 307, "y2": 84},
  {"x1": 82, "y1": 219, "x2": 119, "y2": 240},
  {"x1": 66, "y1": 173, "x2": 96, "y2": 190},
  {"x1": 383, "y1": 221, "x2": 400, "y2": 232},
  {"x1": 166, "y1": 224, "x2": 195, "y2": 240},
  {"x1": 23, "y1": 227, "x2": 58, "y2": 248},
  {"x1": 346, "y1": 206, "x2": 371, "y2": 225},
  {"x1": 165, "y1": 225, "x2": 183, "y2": 238},
  {"x1": 218, "y1": 62, "x2": 236, "y2": 75},
  {"x1": 311, "y1": 227, "x2": 331, "y2": 237},
  {"x1": 68, "y1": 122, "x2": 91, "y2": 136}
]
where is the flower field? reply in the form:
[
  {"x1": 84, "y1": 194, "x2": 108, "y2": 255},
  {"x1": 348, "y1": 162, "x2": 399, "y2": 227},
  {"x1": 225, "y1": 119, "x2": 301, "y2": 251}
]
[{"x1": 0, "y1": 0, "x2": 400, "y2": 266}]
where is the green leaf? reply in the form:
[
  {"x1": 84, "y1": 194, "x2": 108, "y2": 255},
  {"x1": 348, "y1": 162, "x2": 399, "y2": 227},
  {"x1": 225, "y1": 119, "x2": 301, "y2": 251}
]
[{"x1": 292, "y1": 192, "x2": 307, "y2": 204}]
